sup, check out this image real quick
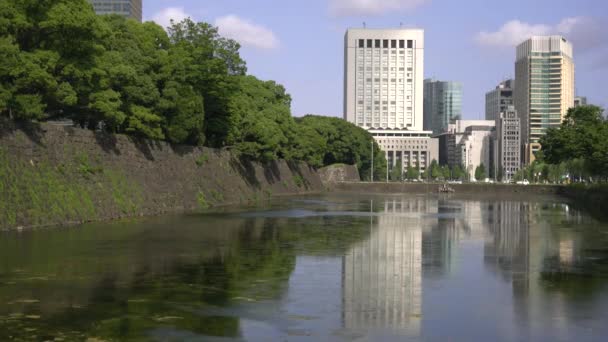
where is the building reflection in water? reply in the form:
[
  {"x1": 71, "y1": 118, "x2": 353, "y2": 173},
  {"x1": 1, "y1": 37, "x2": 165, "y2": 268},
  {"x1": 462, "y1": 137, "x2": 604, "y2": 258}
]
[
  {"x1": 341, "y1": 196, "x2": 605, "y2": 338},
  {"x1": 342, "y1": 197, "x2": 442, "y2": 334}
]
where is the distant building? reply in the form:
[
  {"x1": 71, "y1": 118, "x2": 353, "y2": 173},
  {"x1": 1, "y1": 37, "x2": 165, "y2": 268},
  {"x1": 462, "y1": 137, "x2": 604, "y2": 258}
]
[
  {"x1": 89, "y1": 0, "x2": 142, "y2": 22},
  {"x1": 493, "y1": 106, "x2": 521, "y2": 182},
  {"x1": 485, "y1": 79, "x2": 514, "y2": 121},
  {"x1": 423, "y1": 79, "x2": 463, "y2": 135},
  {"x1": 344, "y1": 28, "x2": 437, "y2": 178},
  {"x1": 514, "y1": 36, "x2": 574, "y2": 164},
  {"x1": 436, "y1": 120, "x2": 494, "y2": 179},
  {"x1": 372, "y1": 130, "x2": 439, "y2": 176},
  {"x1": 574, "y1": 96, "x2": 587, "y2": 107}
]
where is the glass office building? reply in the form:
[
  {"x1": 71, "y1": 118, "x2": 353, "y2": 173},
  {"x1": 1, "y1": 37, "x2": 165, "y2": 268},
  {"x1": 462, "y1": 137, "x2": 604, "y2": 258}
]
[
  {"x1": 89, "y1": 0, "x2": 142, "y2": 22},
  {"x1": 423, "y1": 79, "x2": 463, "y2": 135},
  {"x1": 514, "y1": 36, "x2": 574, "y2": 164}
]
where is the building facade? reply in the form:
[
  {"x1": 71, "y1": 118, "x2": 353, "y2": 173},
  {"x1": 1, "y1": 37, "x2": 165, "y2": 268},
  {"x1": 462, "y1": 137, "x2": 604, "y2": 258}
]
[
  {"x1": 89, "y1": 0, "x2": 142, "y2": 22},
  {"x1": 574, "y1": 96, "x2": 587, "y2": 107},
  {"x1": 344, "y1": 28, "x2": 437, "y2": 177},
  {"x1": 372, "y1": 130, "x2": 439, "y2": 176},
  {"x1": 514, "y1": 36, "x2": 574, "y2": 164},
  {"x1": 423, "y1": 79, "x2": 463, "y2": 135},
  {"x1": 436, "y1": 120, "x2": 494, "y2": 180},
  {"x1": 493, "y1": 106, "x2": 521, "y2": 182},
  {"x1": 485, "y1": 79, "x2": 514, "y2": 121}
]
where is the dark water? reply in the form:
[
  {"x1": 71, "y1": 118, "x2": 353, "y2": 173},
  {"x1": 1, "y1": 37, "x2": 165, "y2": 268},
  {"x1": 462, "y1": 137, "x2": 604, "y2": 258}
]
[{"x1": 1, "y1": 194, "x2": 608, "y2": 341}]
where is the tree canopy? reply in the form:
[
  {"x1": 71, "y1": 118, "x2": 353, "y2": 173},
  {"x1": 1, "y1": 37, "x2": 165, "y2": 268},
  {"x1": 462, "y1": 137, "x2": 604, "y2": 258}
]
[
  {"x1": 540, "y1": 105, "x2": 608, "y2": 180},
  {"x1": 294, "y1": 115, "x2": 386, "y2": 180},
  {"x1": 0, "y1": 0, "x2": 387, "y2": 178}
]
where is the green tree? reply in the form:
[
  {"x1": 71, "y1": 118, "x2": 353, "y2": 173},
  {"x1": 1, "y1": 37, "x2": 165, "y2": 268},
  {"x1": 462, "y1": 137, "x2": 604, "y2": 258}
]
[
  {"x1": 294, "y1": 115, "x2": 386, "y2": 180},
  {"x1": 541, "y1": 105, "x2": 608, "y2": 180},
  {"x1": 475, "y1": 163, "x2": 486, "y2": 181},
  {"x1": 390, "y1": 158, "x2": 403, "y2": 181},
  {"x1": 406, "y1": 164, "x2": 419, "y2": 180},
  {"x1": 429, "y1": 160, "x2": 440, "y2": 180},
  {"x1": 451, "y1": 165, "x2": 465, "y2": 181}
]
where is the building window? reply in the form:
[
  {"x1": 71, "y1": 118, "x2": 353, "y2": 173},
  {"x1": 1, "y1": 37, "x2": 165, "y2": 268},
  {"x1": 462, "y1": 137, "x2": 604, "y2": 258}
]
[
  {"x1": 375, "y1": 39, "x2": 381, "y2": 48},
  {"x1": 399, "y1": 40, "x2": 405, "y2": 48},
  {"x1": 367, "y1": 39, "x2": 372, "y2": 48},
  {"x1": 383, "y1": 40, "x2": 389, "y2": 48},
  {"x1": 391, "y1": 40, "x2": 397, "y2": 48},
  {"x1": 407, "y1": 40, "x2": 413, "y2": 48},
  {"x1": 359, "y1": 39, "x2": 364, "y2": 48}
]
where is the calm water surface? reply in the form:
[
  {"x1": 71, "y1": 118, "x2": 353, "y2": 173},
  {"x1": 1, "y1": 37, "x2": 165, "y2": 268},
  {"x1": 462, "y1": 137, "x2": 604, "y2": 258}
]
[{"x1": 1, "y1": 193, "x2": 608, "y2": 341}]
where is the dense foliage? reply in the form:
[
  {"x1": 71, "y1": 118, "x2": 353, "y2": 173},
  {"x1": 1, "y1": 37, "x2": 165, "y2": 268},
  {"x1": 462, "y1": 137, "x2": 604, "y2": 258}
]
[
  {"x1": 294, "y1": 115, "x2": 386, "y2": 180},
  {"x1": 513, "y1": 105, "x2": 607, "y2": 184},
  {"x1": 0, "y1": 0, "x2": 385, "y2": 177}
]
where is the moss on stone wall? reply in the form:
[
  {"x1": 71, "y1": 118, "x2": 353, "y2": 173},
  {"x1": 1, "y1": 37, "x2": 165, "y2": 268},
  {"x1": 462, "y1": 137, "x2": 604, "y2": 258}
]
[
  {"x1": 0, "y1": 147, "x2": 95, "y2": 227},
  {"x1": 0, "y1": 123, "x2": 323, "y2": 230},
  {"x1": 0, "y1": 147, "x2": 144, "y2": 229}
]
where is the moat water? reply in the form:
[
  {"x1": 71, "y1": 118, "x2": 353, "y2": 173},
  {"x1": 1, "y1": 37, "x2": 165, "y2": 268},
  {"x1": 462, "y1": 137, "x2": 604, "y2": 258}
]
[{"x1": 1, "y1": 193, "x2": 608, "y2": 341}]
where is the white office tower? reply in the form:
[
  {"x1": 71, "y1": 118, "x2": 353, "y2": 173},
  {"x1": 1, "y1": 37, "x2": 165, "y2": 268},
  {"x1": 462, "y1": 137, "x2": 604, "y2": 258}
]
[
  {"x1": 344, "y1": 28, "x2": 437, "y2": 176},
  {"x1": 514, "y1": 36, "x2": 574, "y2": 164}
]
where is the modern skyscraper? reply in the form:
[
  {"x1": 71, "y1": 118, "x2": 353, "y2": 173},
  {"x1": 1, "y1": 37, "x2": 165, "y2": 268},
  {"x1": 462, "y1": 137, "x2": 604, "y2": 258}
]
[
  {"x1": 493, "y1": 106, "x2": 521, "y2": 182},
  {"x1": 423, "y1": 79, "x2": 463, "y2": 135},
  {"x1": 344, "y1": 28, "x2": 424, "y2": 130},
  {"x1": 514, "y1": 36, "x2": 574, "y2": 164},
  {"x1": 485, "y1": 79, "x2": 514, "y2": 121},
  {"x1": 344, "y1": 28, "x2": 438, "y2": 177},
  {"x1": 89, "y1": 0, "x2": 142, "y2": 22}
]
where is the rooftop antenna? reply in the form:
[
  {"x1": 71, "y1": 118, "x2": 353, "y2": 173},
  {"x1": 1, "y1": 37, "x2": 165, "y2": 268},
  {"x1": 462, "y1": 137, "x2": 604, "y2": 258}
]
[
  {"x1": 363, "y1": 22, "x2": 366, "y2": 29},
  {"x1": 400, "y1": 22, "x2": 403, "y2": 28}
]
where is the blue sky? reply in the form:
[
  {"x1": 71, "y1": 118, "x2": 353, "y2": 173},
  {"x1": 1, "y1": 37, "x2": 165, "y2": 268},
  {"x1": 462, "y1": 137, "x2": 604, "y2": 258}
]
[{"x1": 144, "y1": 0, "x2": 608, "y2": 119}]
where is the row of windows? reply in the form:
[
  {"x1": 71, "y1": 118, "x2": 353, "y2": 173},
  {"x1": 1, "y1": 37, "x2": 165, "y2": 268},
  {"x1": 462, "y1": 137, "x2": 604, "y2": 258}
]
[
  {"x1": 358, "y1": 39, "x2": 414, "y2": 49},
  {"x1": 360, "y1": 78, "x2": 413, "y2": 83}
]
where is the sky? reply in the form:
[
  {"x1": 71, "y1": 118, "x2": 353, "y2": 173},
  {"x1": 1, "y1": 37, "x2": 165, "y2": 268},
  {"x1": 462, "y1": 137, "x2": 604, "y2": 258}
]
[{"x1": 143, "y1": 0, "x2": 608, "y2": 119}]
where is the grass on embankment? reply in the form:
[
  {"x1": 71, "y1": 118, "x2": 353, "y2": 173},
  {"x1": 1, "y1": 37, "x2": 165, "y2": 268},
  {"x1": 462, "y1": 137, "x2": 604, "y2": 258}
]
[{"x1": 0, "y1": 147, "x2": 143, "y2": 229}]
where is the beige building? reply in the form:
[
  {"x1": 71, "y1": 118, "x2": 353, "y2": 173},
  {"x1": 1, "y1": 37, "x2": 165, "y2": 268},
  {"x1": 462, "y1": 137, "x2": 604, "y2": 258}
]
[
  {"x1": 344, "y1": 28, "x2": 436, "y2": 177},
  {"x1": 514, "y1": 36, "x2": 574, "y2": 164},
  {"x1": 493, "y1": 106, "x2": 521, "y2": 182},
  {"x1": 437, "y1": 120, "x2": 495, "y2": 180},
  {"x1": 372, "y1": 129, "x2": 439, "y2": 175}
]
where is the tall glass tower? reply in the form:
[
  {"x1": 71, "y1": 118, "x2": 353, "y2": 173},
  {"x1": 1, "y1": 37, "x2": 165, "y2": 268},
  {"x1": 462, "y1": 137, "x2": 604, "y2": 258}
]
[
  {"x1": 423, "y1": 79, "x2": 463, "y2": 135},
  {"x1": 89, "y1": 0, "x2": 142, "y2": 22},
  {"x1": 514, "y1": 36, "x2": 574, "y2": 164}
]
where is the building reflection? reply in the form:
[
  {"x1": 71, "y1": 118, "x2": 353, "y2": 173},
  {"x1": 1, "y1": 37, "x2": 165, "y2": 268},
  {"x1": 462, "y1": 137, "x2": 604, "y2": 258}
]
[
  {"x1": 481, "y1": 200, "x2": 608, "y2": 339},
  {"x1": 342, "y1": 196, "x2": 469, "y2": 334}
]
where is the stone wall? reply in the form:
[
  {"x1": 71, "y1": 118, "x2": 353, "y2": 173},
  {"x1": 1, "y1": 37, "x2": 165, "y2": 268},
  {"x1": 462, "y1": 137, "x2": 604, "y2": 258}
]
[
  {"x1": 0, "y1": 120, "x2": 323, "y2": 230},
  {"x1": 317, "y1": 164, "x2": 360, "y2": 185}
]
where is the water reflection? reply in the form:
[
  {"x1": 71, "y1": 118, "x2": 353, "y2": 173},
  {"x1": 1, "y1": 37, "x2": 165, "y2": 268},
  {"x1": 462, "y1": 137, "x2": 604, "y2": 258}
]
[{"x1": 0, "y1": 195, "x2": 608, "y2": 340}]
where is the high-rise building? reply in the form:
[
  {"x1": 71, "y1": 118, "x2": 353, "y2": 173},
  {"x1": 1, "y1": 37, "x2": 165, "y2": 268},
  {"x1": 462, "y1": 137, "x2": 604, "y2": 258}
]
[
  {"x1": 344, "y1": 28, "x2": 438, "y2": 177},
  {"x1": 423, "y1": 79, "x2": 463, "y2": 135},
  {"x1": 485, "y1": 79, "x2": 514, "y2": 121},
  {"x1": 89, "y1": 0, "x2": 142, "y2": 22},
  {"x1": 514, "y1": 36, "x2": 574, "y2": 164},
  {"x1": 574, "y1": 96, "x2": 587, "y2": 107},
  {"x1": 493, "y1": 106, "x2": 521, "y2": 182}
]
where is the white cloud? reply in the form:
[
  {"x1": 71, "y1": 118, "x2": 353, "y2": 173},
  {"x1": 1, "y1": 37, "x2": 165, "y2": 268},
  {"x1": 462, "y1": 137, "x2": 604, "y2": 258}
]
[
  {"x1": 152, "y1": 7, "x2": 190, "y2": 29},
  {"x1": 215, "y1": 15, "x2": 279, "y2": 50},
  {"x1": 329, "y1": 0, "x2": 429, "y2": 16},
  {"x1": 475, "y1": 17, "x2": 607, "y2": 52},
  {"x1": 476, "y1": 20, "x2": 552, "y2": 47}
]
